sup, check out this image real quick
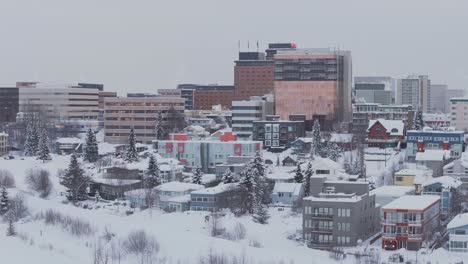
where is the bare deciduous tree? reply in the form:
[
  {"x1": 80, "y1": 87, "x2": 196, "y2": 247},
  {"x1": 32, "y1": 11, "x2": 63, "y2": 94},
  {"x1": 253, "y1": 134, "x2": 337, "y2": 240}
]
[{"x1": 26, "y1": 169, "x2": 53, "y2": 198}]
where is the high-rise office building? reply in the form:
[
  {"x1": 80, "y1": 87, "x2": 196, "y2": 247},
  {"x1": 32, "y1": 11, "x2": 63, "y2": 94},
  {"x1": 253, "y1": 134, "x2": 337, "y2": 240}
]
[
  {"x1": 177, "y1": 84, "x2": 234, "y2": 110},
  {"x1": 0, "y1": 87, "x2": 19, "y2": 123},
  {"x1": 232, "y1": 95, "x2": 274, "y2": 139},
  {"x1": 18, "y1": 82, "x2": 100, "y2": 123},
  {"x1": 429, "y1": 84, "x2": 448, "y2": 113},
  {"x1": 274, "y1": 48, "x2": 352, "y2": 127},
  {"x1": 446, "y1": 89, "x2": 466, "y2": 114},
  {"x1": 103, "y1": 97, "x2": 185, "y2": 144},
  {"x1": 396, "y1": 75, "x2": 431, "y2": 112},
  {"x1": 233, "y1": 52, "x2": 274, "y2": 101},
  {"x1": 354, "y1": 83, "x2": 392, "y2": 105}
]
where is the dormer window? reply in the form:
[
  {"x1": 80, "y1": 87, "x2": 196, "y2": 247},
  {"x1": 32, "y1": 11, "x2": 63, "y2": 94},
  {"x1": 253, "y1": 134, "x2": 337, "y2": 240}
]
[{"x1": 391, "y1": 128, "x2": 398, "y2": 133}]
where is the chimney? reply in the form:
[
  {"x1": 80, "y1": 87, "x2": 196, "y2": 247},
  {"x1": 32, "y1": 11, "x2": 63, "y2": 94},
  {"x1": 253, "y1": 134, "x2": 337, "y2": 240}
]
[{"x1": 417, "y1": 140, "x2": 424, "y2": 152}]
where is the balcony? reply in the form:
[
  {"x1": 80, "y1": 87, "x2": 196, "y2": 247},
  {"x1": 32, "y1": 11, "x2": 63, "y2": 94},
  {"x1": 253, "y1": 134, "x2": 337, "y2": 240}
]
[
  {"x1": 307, "y1": 240, "x2": 333, "y2": 248},
  {"x1": 382, "y1": 233, "x2": 422, "y2": 240},
  {"x1": 309, "y1": 227, "x2": 333, "y2": 233},
  {"x1": 383, "y1": 219, "x2": 422, "y2": 225},
  {"x1": 309, "y1": 213, "x2": 333, "y2": 219}
]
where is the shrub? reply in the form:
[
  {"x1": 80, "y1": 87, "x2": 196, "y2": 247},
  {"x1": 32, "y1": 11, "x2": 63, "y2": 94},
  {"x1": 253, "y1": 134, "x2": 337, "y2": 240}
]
[
  {"x1": 123, "y1": 230, "x2": 159, "y2": 256},
  {"x1": 0, "y1": 170, "x2": 15, "y2": 188},
  {"x1": 222, "y1": 222, "x2": 246, "y2": 241},
  {"x1": 25, "y1": 169, "x2": 53, "y2": 198},
  {"x1": 248, "y1": 239, "x2": 263, "y2": 248},
  {"x1": 5, "y1": 194, "x2": 29, "y2": 222},
  {"x1": 34, "y1": 209, "x2": 94, "y2": 237}
]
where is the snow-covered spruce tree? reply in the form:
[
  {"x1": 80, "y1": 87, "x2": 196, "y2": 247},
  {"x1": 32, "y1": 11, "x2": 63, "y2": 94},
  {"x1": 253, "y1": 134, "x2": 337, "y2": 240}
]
[
  {"x1": 60, "y1": 154, "x2": 89, "y2": 202},
  {"x1": 303, "y1": 161, "x2": 313, "y2": 197},
  {"x1": 222, "y1": 169, "x2": 234, "y2": 184},
  {"x1": 311, "y1": 119, "x2": 322, "y2": 157},
  {"x1": 38, "y1": 128, "x2": 51, "y2": 162},
  {"x1": 276, "y1": 155, "x2": 280, "y2": 167},
  {"x1": 252, "y1": 203, "x2": 270, "y2": 224},
  {"x1": 6, "y1": 217, "x2": 15, "y2": 236},
  {"x1": 144, "y1": 154, "x2": 161, "y2": 188},
  {"x1": 0, "y1": 186, "x2": 9, "y2": 215},
  {"x1": 293, "y1": 163, "x2": 304, "y2": 183},
  {"x1": 124, "y1": 128, "x2": 139, "y2": 163},
  {"x1": 154, "y1": 110, "x2": 165, "y2": 140},
  {"x1": 24, "y1": 122, "x2": 39, "y2": 156},
  {"x1": 251, "y1": 152, "x2": 268, "y2": 204},
  {"x1": 84, "y1": 128, "x2": 99, "y2": 162},
  {"x1": 192, "y1": 167, "x2": 203, "y2": 185},
  {"x1": 238, "y1": 169, "x2": 256, "y2": 213},
  {"x1": 413, "y1": 110, "x2": 424, "y2": 130},
  {"x1": 327, "y1": 142, "x2": 342, "y2": 162}
]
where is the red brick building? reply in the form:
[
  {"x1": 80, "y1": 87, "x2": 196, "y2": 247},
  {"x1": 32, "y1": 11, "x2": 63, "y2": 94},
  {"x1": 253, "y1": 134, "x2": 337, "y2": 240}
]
[
  {"x1": 234, "y1": 52, "x2": 274, "y2": 101},
  {"x1": 366, "y1": 119, "x2": 405, "y2": 148},
  {"x1": 192, "y1": 85, "x2": 235, "y2": 110}
]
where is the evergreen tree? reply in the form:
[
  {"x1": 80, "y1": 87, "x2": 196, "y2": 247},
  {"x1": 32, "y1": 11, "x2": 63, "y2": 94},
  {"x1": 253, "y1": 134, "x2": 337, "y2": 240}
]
[
  {"x1": 6, "y1": 217, "x2": 15, "y2": 236},
  {"x1": 276, "y1": 155, "x2": 280, "y2": 167},
  {"x1": 24, "y1": 122, "x2": 39, "y2": 156},
  {"x1": 60, "y1": 154, "x2": 89, "y2": 201},
  {"x1": 303, "y1": 161, "x2": 313, "y2": 197},
  {"x1": 0, "y1": 187, "x2": 9, "y2": 215},
  {"x1": 192, "y1": 167, "x2": 203, "y2": 185},
  {"x1": 252, "y1": 203, "x2": 270, "y2": 224},
  {"x1": 84, "y1": 128, "x2": 99, "y2": 162},
  {"x1": 238, "y1": 168, "x2": 257, "y2": 213},
  {"x1": 293, "y1": 163, "x2": 304, "y2": 183},
  {"x1": 413, "y1": 111, "x2": 424, "y2": 130},
  {"x1": 327, "y1": 142, "x2": 342, "y2": 162},
  {"x1": 154, "y1": 110, "x2": 165, "y2": 140},
  {"x1": 124, "y1": 128, "x2": 139, "y2": 163},
  {"x1": 222, "y1": 169, "x2": 234, "y2": 184},
  {"x1": 251, "y1": 152, "x2": 267, "y2": 204},
  {"x1": 38, "y1": 128, "x2": 51, "y2": 162},
  {"x1": 311, "y1": 119, "x2": 322, "y2": 157},
  {"x1": 144, "y1": 155, "x2": 161, "y2": 188}
]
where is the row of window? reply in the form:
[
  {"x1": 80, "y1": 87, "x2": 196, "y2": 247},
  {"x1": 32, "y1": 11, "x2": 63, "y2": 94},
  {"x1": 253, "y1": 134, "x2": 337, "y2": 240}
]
[
  {"x1": 191, "y1": 197, "x2": 216, "y2": 202},
  {"x1": 407, "y1": 135, "x2": 461, "y2": 142},
  {"x1": 191, "y1": 206, "x2": 214, "y2": 212},
  {"x1": 265, "y1": 140, "x2": 279, "y2": 147}
]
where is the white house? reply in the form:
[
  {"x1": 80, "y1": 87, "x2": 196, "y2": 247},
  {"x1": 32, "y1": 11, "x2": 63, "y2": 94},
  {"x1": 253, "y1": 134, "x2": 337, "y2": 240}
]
[
  {"x1": 302, "y1": 157, "x2": 352, "y2": 181},
  {"x1": 444, "y1": 152, "x2": 468, "y2": 192},
  {"x1": 154, "y1": 182, "x2": 204, "y2": 211},
  {"x1": 447, "y1": 213, "x2": 468, "y2": 253},
  {"x1": 271, "y1": 182, "x2": 304, "y2": 206}
]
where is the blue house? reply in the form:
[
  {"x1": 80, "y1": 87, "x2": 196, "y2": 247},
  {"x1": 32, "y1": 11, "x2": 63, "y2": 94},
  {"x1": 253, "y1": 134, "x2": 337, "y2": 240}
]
[
  {"x1": 421, "y1": 176, "x2": 462, "y2": 216},
  {"x1": 447, "y1": 213, "x2": 468, "y2": 253},
  {"x1": 190, "y1": 183, "x2": 240, "y2": 212},
  {"x1": 271, "y1": 182, "x2": 303, "y2": 206},
  {"x1": 124, "y1": 189, "x2": 149, "y2": 208}
]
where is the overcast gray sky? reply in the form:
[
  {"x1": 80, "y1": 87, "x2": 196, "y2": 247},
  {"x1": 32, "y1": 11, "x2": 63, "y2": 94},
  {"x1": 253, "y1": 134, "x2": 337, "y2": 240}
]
[{"x1": 0, "y1": 0, "x2": 467, "y2": 95}]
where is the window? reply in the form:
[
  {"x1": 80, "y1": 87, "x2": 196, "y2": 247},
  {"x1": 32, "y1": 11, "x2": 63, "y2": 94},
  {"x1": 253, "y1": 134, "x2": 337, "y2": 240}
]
[
  {"x1": 273, "y1": 124, "x2": 279, "y2": 132},
  {"x1": 396, "y1": 176, "x2": 403, "y2": 182},
  {"x1": 375, "y1": 128, "x2": 381, "y2": 133},
  {"x1": 273, "y1": 140, "x2": 279, "y2": 147},
  {"x1": 265, "y1": 140, "x2": 271, "y2": 146},
  {"x1": 265, "y1": 133, "x2": 271, "y2": 139},
  {"x1": 316, "y1": 170, "x2": 330, "y2": 175}
]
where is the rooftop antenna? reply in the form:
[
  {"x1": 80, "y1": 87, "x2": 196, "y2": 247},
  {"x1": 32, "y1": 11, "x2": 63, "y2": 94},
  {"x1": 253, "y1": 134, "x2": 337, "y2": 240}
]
[{"x1": 256, "y1": 40, "x2": 259, "y2": 52}]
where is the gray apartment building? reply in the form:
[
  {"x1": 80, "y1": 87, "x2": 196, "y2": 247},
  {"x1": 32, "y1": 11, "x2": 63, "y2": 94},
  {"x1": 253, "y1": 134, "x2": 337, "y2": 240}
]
[
  {"x1": 252, "y1": 116, "x2": 305, "y2": 151},
  {"x1": 396, "y1": 75, "x2": 431, "y2": 112},
  {"x1": 352, "y1": 103, "x2": 413, "y2": 134},
  {"x1": 303, "y1": 177, "x2": 380, "y2": 248}
]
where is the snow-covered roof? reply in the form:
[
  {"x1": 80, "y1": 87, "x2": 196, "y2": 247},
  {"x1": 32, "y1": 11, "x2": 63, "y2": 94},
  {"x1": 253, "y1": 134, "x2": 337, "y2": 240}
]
[
  {"x1": 329, "y1": 133, "x2": 353, "y2": 143},
  {"x1": 124, "y1": 188, "x2": 148, "y2": 197},
  {"x1": 155, "y1": 182, "x2": 204, "y2": 192},
  {"x1": 266, "y1": 172, "x2": 293, "y2": 181},
  {"x1": 273, "y1": 183, "x2": 303, "y2": 196},
  {"x1": 98, "y1": 142, "x2": 117, "y2": 155},
  {"x1": 166, "y1": 194, "x2": 191, "y2": 203},
  {"x1": 311, "y1": 157, "x2": 342, "y2": 170},
  {"x1": 0, "y1": 132, "x2": 9, "y2": 137},
  {"x1": 370, "y1": 186, "x2": 415, "y2": 198},
  {"x1": 416, "y1": 150, "x2": 450, "y2": 161},
  {"x1": 447, "y1": 213, "x2": 468, "y2": 229},
  {"x1": 294, "y1": 137, "x2": 313, "y2": 143},
  {"x1": 422, "y1": 176, "x2": 462, "y2": 189},
  {"x1": 93, "y1": 179, "x2": 141, "y2": 185},
  {"x1": 368, "y1": 119, "x2": 404, "y2": 136},
  {"x1": 444, "y1": 152, "x2": 468, "y2": 169},
  {"x1": 382, "y1": 195, "x2": 440, "y2": 210},
  {"x1": 303, "y1": 193, "x2": 362, "y2": 203},
  {"x1": 56, "y1": 137, "x2": 83, "y2": 144},
  {"x1": 191, "y1": 183, "x2": 238, "y2": 195}
]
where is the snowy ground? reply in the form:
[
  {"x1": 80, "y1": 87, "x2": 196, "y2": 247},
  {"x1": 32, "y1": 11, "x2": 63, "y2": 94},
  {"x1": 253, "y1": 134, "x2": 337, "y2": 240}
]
[{"x1": 0, "y1": 154, "x2": 465, "y2": 264}]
